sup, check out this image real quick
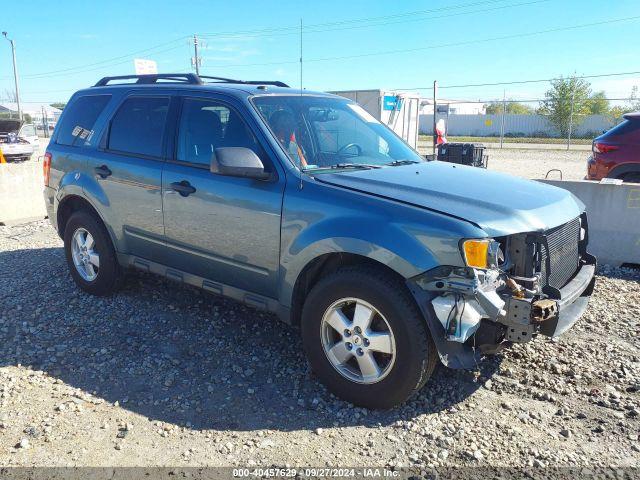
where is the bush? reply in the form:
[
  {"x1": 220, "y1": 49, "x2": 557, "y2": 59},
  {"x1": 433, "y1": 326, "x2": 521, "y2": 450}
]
[
  {"x1": 531, "y1": 130, "x2": 552, "y2": 138},
  {"x1": 504, "y1": 132, "x2": 527, "y2": 138}
]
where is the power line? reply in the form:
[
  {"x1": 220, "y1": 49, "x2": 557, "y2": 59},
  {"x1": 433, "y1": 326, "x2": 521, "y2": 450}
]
[
  {"x1": 0, "y1": 0, "x2": 535, "y2": 81},
  {"x1": 198, "y1": 0, "x2": 547, "y2": 39},
  {"x1": 201, "y1": 15, "x2": 640, "y2": 68},
  {"x1": 197, "y1": 0, "x2": 516, "y2": 38},
  {"x1": 0, "y1": 37, "x2": 189, "y2": 80},
  {"x1": 400, "y1": 70, "x2": 640, "y2": 90}
]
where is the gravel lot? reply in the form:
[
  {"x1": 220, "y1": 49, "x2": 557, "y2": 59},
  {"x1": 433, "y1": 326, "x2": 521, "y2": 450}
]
[
  {"x1": 416, "y1": 143, "x2": 589, "y2": 181},
  {"x1": 1, "y1": 220, "x2": 639, "y2": 470}
]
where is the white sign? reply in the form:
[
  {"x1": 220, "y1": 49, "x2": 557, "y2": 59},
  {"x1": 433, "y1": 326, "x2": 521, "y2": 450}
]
[{"x1": 134, "y1": 59, "x2": 158, "y2": 75}]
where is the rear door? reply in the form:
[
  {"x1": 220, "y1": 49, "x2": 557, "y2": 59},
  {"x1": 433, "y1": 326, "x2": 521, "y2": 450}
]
[
  {"x1": 160, "y1": 93, "x2": 285, "y2": 298},
  {"x1": 88, "y1": 93, "x2": 173, "y2": 261}
]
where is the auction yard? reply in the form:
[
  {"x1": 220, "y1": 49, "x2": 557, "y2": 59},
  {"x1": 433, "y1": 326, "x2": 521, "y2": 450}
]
[{"x1": 0, "y1": 219, "x2": 638, "y2": 468}]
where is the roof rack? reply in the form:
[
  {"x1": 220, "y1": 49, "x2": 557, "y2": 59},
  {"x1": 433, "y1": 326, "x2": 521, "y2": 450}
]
[
  {"x1": 94, "y1": 73, "x2": 289, "y2": 88},
  {"x1": 199, "y1": 75, "x2": 289, "y2": 88},
  {"x1": 94, "y1": 74, "x2": 203, "y2": 87}
]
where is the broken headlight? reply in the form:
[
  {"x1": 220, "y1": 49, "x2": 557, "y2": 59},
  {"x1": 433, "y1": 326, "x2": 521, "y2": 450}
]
[{"x1": 461, "y1": 239, "x2": 502, "y2": 270}]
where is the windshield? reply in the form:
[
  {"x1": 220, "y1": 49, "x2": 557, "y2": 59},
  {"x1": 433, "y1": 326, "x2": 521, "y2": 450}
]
[{"x1": 252, "y1": 95, "x2": 423, "y2": 172}]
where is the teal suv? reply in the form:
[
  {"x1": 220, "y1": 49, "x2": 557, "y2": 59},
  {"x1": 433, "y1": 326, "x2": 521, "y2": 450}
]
[{"x1": 44, "y1": 74, "x2": 596, "y2": 408}]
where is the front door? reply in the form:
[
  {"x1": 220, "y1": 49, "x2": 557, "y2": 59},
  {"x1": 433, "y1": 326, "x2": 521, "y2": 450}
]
[{"x1": 161, "y1": 95, "x2": 284, "y2": 298}]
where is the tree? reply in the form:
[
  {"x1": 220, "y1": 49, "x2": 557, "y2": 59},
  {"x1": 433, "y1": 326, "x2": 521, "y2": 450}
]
[
  {"x1": 609, "y1": 86, "x2": 640, "y2": 122},
  {"x1": 50, "y1": 102, "x2": 66, "y2": 110},
  {"x1": 538, "y1": 76, "x2": 592, "y2": 137},
  {"x1": 485, "y1": 101, "x2": 534, "y2": 115},
  {"x1": 586, "y1": 91, "x2": 610, "y2": 115}
]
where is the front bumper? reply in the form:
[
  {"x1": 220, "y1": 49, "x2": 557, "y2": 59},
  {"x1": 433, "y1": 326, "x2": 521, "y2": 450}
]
[
  {"x1": 411, "y1": 255, "x2": 596, "y2": 369},
  {"x1": 539, "y1": 258, "x2": 596, "y2": 337}
]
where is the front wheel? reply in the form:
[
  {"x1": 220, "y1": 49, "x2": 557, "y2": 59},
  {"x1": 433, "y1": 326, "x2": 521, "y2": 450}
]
[{"x1": 301, "y1": 266, "x2": 437, "y2": 409}]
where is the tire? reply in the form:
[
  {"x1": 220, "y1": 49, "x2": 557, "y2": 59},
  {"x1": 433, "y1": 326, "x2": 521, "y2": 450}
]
[
  {"x1": 63, "y1": 210, "x2": 122, "y2": 296},
  {"x1": 301, "y1": 265, "x2": 438, "y2": 409}
]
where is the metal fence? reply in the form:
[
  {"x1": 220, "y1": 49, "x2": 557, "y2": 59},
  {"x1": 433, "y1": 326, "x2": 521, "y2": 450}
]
[
  {"x1": 407, "y1": 77, "x2": 639, "y2": 151},
  {"x1": 419, "y1": 113, "x2": 614, "y2": 138}
]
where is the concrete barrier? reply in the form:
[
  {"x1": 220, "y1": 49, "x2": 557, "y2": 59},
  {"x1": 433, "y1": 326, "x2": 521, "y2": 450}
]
[
  {"x1": 539, "y1": 179, "x2": 640, "y2": 266},
  {"x1": 0, "y1": 160, "x2": 47, "y2": 225}
]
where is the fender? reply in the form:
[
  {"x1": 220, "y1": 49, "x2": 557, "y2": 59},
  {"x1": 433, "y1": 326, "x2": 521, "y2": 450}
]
[
  {"x1": 278, "y1": 176, "x2": 486, "y2": 308},
  {"x1": 55, "y1": 170, "x2": 118, "y2": 249},
  {"x1": 279, "y1": 215, "x2": 479, "y2": 308}
]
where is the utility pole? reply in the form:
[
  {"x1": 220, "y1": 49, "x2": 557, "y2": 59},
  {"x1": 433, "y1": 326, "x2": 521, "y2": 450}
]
[
  {"x1": 432, "y1": 80, "x2": 437, "y2": 157},
  {"x1": 567, "y1": 82, "x2": 575, "y2": 151},
  {"x1": 192, "y1": 34, "x2": 202, "y2": 75},
  {"x1": 2, "y1": 32, "x2": 22, "y2": 121},
  {"x1": 499, "y1": 89, "x2": 506, "y2": 149}
]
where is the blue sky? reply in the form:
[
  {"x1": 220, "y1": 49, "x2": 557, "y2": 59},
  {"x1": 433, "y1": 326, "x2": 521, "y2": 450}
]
[{"x1": 1, "y1": 0, "x2": 638, "y2": 105}]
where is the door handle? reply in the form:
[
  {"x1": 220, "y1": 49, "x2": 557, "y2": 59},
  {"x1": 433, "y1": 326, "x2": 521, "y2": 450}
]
[
  {"x1": 94, "y1": 165, "x2": 112, "y2": 179},
  {"x1": 170, "y1": 180, "x2": 196, "y2": 197}
]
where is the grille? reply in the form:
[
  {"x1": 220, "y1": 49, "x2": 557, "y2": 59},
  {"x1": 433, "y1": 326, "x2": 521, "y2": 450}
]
[{"x1": 538, "y1": 217, "x2": 581, "y2": 289}]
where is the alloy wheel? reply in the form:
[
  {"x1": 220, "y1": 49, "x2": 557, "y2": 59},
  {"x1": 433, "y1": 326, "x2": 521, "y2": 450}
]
[
  {"x1": 70, "y1": 227, "x2": 100, "y2": 282},
  {"x1": 320, "y1": 297, "x2": 396, "y2": 384}
]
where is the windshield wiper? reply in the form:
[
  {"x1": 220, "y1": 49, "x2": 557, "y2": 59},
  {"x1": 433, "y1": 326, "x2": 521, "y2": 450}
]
[
  {"x1": 305, "y1": 163, "x2": 382, "y2": 171},
  {"x1": 386, "y1": 159, "x2": 421, "y2": 166},
  {"x1": 331, "y1": 163, "x2": 382, "y2": 169}
]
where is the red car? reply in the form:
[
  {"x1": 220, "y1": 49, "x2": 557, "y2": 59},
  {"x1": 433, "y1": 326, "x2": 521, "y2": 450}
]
[{"x1": 587, "y1": 112, "x2": 640, "y2": 182}]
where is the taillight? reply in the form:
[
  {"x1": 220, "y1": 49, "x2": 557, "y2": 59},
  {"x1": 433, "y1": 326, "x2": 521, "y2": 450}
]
[
  {"x1": 43, "y1": 152, "x2": 52, "y2": 186},
  {"x1": 593, "y1": 142, "x2": 619, "y2": 154}
]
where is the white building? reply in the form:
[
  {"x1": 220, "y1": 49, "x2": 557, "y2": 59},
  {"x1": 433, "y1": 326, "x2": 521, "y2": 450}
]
[
  {"x1": 0, "y1": 102, "x2": 62, "y2": 127},
  {"x1": 420, "y1": 99, "x2": 486, "y2": 115}
]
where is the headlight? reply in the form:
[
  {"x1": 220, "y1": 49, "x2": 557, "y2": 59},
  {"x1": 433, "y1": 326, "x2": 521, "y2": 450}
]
[{"x1": 461, "y1": 239, "x2": 501, "y2": 269}]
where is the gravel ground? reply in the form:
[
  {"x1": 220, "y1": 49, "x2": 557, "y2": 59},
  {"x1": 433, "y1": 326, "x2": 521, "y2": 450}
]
[
  {"x1": 0, "y1": 220, "x2": 639, "y2": 470},
  {"x1": 485, "y1": 149, "x2": 588, "y2": 181},
  {"x1": 416, "y1": 143, "x2": 589, "y2": 181}
]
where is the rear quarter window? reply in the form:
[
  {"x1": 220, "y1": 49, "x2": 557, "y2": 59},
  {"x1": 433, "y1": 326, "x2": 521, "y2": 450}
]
[
  {"x1": 56, "y1": 95, "x2": 111, "y2": 146},
  {"x1": 606, "y1": 119, "x2": 640, "y2": 137}
]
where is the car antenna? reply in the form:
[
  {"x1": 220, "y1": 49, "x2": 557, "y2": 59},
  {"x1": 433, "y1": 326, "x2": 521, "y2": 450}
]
[{"x1": 297, "y1": 17, "x2": 304, "y2": 190}]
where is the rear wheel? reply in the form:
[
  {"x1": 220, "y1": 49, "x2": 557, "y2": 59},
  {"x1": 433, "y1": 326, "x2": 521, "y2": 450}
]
[
  {"x1": 301, "y1": 266, "x2": 437, "y2": 409},
  {"x1": 63, "y1": 210, "x2": 122, "y2": 296}
]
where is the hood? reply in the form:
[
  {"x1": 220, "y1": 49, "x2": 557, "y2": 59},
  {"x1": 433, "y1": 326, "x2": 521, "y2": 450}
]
[
  {"x1": 0, "y1": 119, "x2": 22, "y2": 135},
  {"x1": 314, "y1": 161, "x2": 584, "y2": 237}
]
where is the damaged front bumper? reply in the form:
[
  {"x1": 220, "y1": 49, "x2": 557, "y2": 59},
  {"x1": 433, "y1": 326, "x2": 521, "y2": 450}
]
[{"x1": 407, "y1": 255, "x2": 596, "y2": 370}]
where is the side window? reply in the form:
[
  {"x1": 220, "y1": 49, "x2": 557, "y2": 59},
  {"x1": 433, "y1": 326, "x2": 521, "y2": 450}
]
[
  {"x1": 177, "y1": 98, "x2": 266, "y2": 168},
  {"x1": 108, "y1": 96, "x2": 169, "y2": 157},
  {"x1": 56, "y1": 95, "x2": 111, "y2": 146}
]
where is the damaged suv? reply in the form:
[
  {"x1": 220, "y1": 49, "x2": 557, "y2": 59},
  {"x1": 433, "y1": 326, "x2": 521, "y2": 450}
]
[{"x1": 44, "y1": 74, "x2": 596, "y2": 408}]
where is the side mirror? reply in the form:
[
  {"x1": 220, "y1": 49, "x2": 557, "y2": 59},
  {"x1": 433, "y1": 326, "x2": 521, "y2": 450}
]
[{"x1": 210, "y1": 147, "x2": 270, "y2": 180}]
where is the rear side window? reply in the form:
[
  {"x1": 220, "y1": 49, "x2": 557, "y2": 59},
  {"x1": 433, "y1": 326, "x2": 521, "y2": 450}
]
[
  {"x1": 607, "y1": 119, "x2": 640, "y2": 137},
  {"x1": 108, "y1": 96, "x2": 170, "y2": 157},
  {"x1": 56, "y1": 95, "x2": 111, "y2": 146}
]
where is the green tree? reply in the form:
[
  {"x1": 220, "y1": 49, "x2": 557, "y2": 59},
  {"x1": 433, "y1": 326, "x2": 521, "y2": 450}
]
[
  {"x1": 609, "y1": 86, "x2": 640, "y2": 122},
  {"x1": 538, "y1": 76, "x2": 592, "y2": 137},
  {"x1": 586, "y1": 91, "x2": 609, "y2": 115},
  {"x1": 50, "y1": 102, "x2": 66, "y2": 110},
  {"x1": 485, "y1": 100, "x2": 534, "y2": 115}
]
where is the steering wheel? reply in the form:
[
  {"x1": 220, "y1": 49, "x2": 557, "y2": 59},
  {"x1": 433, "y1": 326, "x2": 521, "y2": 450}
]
[{"x1": 337, "y1": 143, "x2": 363, "y2": 156}]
